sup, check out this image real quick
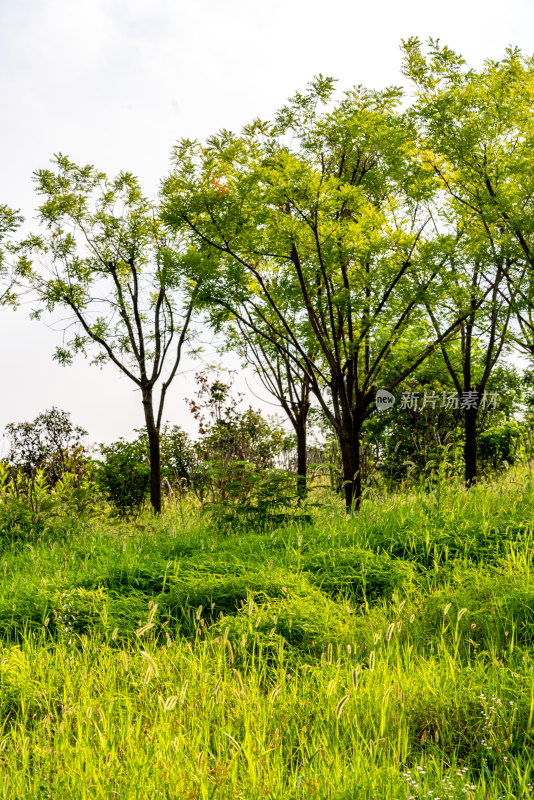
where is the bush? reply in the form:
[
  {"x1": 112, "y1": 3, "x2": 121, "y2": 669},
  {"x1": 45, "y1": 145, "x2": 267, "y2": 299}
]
[
  {"x1": 0, "y1": 462, "x2": 102, "y2": 539},
  {"x1": 478, "y1": 420, "x2": 533, "y2": 473},
  {"x1": 94, "y1": 438, "x2": 150, "y2": 518},
  {"x1": 205, "y1": 463, "x2": 311, "y2": 532},
  {"x1": 159, "y1": 424, "x2": 196, "y2": 492},
  {"x1": 186, "y1": 370, "x2": 294, "y2": 503}
]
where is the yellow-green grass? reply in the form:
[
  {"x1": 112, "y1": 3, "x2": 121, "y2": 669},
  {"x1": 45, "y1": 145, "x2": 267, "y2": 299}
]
[{"x1": 0, "y1": 467, "x2": 533, "y2": 798}]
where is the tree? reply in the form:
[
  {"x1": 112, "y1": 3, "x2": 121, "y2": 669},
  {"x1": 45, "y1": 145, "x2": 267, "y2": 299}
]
[
  {"x1": 186, "y1": 369, "x2": 290, "y2": 472},
  {"x1": 368, "y1": 350, "x2": 521, "y2": 483},
  {"x1": 223, "y1": 313, "x2": 313, "y2": 497},
  {"x1": 0, "y1": 205, "x2": 22, "y2": 306},
  {"x1": 20, "y1": 155, "x2": 198, "y2": 513},
  {"x1": 402, "y1": 39, "x2": 534, "y2": 354},
  {"x1": 374, "y1": 365, "x2": 465, "y2": 484},
  {"x1": 163, "y1": 78, "x2": 474, "y2": 510},
  {"x1": 423, "y1": 241, "x2": 514, "y2": 486},
  {"x1": 400, "y1": 40, "x2": 534, "y2": 484},
  {"x1": 4, "y1": 406, "x2": 88, "y2": 485}
]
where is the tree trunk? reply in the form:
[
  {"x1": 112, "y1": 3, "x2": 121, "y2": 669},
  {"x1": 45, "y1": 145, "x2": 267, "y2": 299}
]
[
  {"x1": 464, "y1": 399, "x2": 479, "y2": 488},
  {"x1": 338, "y1": 419, "x2": 362, "y2": 512},
  {"x1": 142, "y1": 387, "x2": 162, "y2": 513},
  {"x1": 295, "y1": 402, "x2": 309, "y2": 500}
]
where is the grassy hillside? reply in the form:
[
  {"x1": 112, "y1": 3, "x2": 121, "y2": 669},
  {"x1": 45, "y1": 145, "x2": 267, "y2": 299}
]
[{"x1": 0, "y1": 469, "x2": 534, "y2": 798}]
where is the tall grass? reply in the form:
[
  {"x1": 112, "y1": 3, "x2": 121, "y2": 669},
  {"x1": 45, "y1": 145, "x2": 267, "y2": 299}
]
[{"x1": 0, "y1": 465, "x2": 533, "y2": 798}]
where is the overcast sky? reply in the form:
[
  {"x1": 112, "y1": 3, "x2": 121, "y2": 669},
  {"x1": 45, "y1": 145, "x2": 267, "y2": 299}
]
[{"x1": 1, "y1": 0, "x2": 533, "y2": 449}]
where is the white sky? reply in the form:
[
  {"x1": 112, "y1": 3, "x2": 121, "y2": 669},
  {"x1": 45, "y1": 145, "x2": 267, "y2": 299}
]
[{"x1": 1, "y1": 0, "x2": 533, "y2": 449}]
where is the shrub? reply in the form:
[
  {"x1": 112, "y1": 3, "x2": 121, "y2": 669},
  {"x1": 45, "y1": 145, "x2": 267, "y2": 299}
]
[
  {"x1": 94, "y1": 437, "x2": 151, "y2": 518},
  {"x1": 205, "y1": 463, "x2": 310, "y2": 532},
  {"x1": 159, "y1": 424, "x2": 196, "y2": 493},
  {"x1": 478, "y1": 420, "x2": 533, "y2": 473},
  {"x1": 0, "y1": 462, "x2": 102, "y2": 540},
  {"x1": 186, "y1": 370, "x2": 294, "y2": 503}
]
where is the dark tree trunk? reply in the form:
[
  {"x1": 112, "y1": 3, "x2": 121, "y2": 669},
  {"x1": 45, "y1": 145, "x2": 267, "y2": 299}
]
[
  {"x1": 464, "y1": 398, "x2": 479, "y2": 488},
  {"x1": 295, "y1": 402, "x2": 310, "y2": 500},
  {"x1": 338, "y1": 419, "x2": 363, "y2": 512},
  {"x1": 142, "y1": 387, "x2": 162, "y2": 513}
]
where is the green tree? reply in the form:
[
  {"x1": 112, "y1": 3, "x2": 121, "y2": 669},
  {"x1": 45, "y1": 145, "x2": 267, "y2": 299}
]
[
  {"x1": 402, "y1": 39, "x2": 534, "y2": 355},
  {"x1": 163, "y1": 78, "x2": 473, "y2": 510},
  {"x1": 4, "y1": 407, "x2": 88, "y2": 486},
  {"x1": 423, "y1": 242, "x2": 515, "y2": 486},
  {"x1": 0, "y1": 205, "x2": 22, "y2": 306},
  {"x1": 368, "y1": 353, "x2": 521, "y2": 483},
  {"x1": 20, "y1": 155, "x2": 199, "y2": 513}
]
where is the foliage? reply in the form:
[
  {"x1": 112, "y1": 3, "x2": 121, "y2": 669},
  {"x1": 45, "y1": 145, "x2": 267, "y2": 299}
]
[
  {"x1": 158, "y1": 424, "x2": 197, "y2": 493},
  {"x1": 162, "y1": 77, "x2": 471, "y2": 510},
  {"x1": 92, "y1": 399, "x2": 295, "y2": 518},
  {"x1": 478, "y1": 420, "x2": 533, "y2": 473},
  {"x1": 403, "y1": 39, "x2": 534, "y2": 357},
  {"x1": 365, "y1": 359, "x2": 524, "y2": 483},
  {"x1": 3, "y1": 406, "x2": 89, "y2": 488},
  {"x1": 0, "y1": 408, "x2": 98, "y2": 536},
  {"x1": 198, "y1": 406, "x2": 291, "y2": 471},
  {"x1": 371, "y1": 376, "x2": 463, "y2": 483},
  {"x1": 0, "y1": 204, "x2": 22, "y2": 305},
  {"x1": 0, "y1": 462, "x2": 101, "y2": 538},
  {"x1": 94, "y1": 437, "x2": 151, "y2": 518},
  {"x1": 205, "y1": 463, "x2": 309, "y2": 532},
  {"x1": 186, "y1": 371, "x2": 294, "y2": 504}
]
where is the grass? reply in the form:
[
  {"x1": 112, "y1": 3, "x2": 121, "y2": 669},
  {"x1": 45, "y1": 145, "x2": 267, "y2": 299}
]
[{"x1": 0, "y1": 467, "x2": 534, "y2": 797}]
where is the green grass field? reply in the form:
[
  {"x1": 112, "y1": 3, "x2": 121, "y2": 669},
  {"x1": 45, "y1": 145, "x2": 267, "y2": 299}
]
[{"x1": 1, "y1": 469, "x2": 534, "y2": 799}]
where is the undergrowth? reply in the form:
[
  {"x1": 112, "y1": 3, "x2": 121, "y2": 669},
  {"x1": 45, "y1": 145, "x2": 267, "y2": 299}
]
[{"x1": 0, "y1": 466, "x2": 533, "y2": 798}]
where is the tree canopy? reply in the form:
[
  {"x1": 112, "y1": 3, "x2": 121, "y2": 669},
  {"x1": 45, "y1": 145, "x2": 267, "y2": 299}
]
[{"x1": 163, "y1": 77, "x2": 476, "y2": 507}]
